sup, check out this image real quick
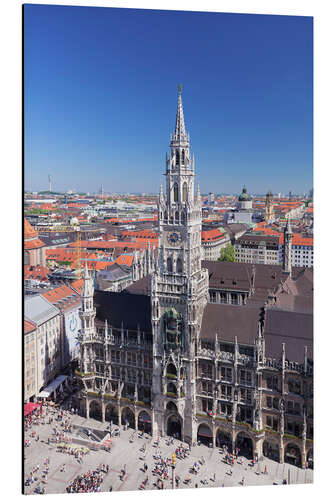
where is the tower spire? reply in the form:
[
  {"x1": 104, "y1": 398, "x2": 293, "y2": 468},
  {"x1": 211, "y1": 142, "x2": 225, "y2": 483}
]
[{"x1": 173, "y1": 84, "x2": 187, "y2": 142}]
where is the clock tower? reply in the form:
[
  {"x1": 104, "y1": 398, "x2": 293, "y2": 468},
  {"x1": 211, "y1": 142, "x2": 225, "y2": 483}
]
[{"x1": 151, "y1": 85, "x2": 209, "y2": 444}]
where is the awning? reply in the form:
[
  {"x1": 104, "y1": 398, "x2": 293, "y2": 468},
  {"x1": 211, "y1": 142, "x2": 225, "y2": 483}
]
[
  {"x1": 38, "y1": 375, "x2": 68, "y2": 398},
  {"x1": 24, "y1": 402, "x2": 41, "y2": 416}
]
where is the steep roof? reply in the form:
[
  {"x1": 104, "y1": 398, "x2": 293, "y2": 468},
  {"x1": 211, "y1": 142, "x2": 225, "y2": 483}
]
[
  {"x1": 95, "y1": 290, "x2": 152, "y2": 332},
  {"x1": 24, "y1": 218, "x2": 38, "y2": 239},
  {"x1": 264, "y1": 308, "x2": 313, "y2": 363},
  {"x1": 200, "y1": 303, "x2": 261, "y2": 344}
]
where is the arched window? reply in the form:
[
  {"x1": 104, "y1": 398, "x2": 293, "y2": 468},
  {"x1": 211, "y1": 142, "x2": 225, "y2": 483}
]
[
  {"x1": 167, "y1": 363, "x2": 177, "y2": 376},
  {"x1": 181, "y1": 149, "x2": 185, "y2": 164},
  {"x1": 175, "y1": 211, "x2": 179, "y2": 224},
  {"x1": 176, "y1": 150, "x2": 180, "y2": 166},
  {"x1": 164, "y1": 211, "x2": 168, "y2": 222},
  {"x1": 167, "y1": 257, "x2": 173, "y2": 273},
  {"x1": 176, "y1": 258, "x2": 183, "y2": 274},
  {"x1": 174, "y1": 183, "x2": 179, "y2": 202},
  {"x1": 181, "y1": 211, "x2": 186, "y2": 225},
  {"x1": 182, "y1": 182, "x2": 188, "y2": 202}
]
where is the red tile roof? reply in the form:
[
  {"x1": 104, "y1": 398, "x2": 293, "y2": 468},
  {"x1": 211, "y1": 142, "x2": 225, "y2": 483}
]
[
  {"x1": 201, "y1": 229, "x2": 225, "y2": 242},
  {"x1": 24, "y1": 319, "x2": 36, "y2": 334},
  {"x1": 24, "y1": 218, "x2": 38, "y2": 239},
  {"x1": 24, "y1": 238, "x2": 45, "y2": 250},
  {"x1": 115, "y1": 254, "x2": 134, "y2": 267},
  {"x1": 70, "y1": 279, "x2": 84, "y2": 295},
  {"x1": 42, "y1": 284, "x2": 81, "y2": 311},
  {"x1": 292, "y1": 235, "x2": 313, "y2": 247},
  {"x1": 24, "y1": 265, "x2": 50, "y2": 281}
]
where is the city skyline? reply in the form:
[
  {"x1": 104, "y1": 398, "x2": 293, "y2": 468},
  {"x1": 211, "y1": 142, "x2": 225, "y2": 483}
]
[{"x1": 24, "y1": 5, "x2": 313, "y2": 194}]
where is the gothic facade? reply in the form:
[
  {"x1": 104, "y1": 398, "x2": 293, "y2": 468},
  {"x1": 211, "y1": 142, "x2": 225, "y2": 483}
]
[{"x1": 77, "y1": 88, "x2": 313, "y2": 470}]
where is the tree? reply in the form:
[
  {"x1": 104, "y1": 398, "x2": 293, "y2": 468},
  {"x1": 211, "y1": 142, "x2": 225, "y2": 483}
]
[{"x1": 218, "y1": 244, "x2": 236, "y2": 262}]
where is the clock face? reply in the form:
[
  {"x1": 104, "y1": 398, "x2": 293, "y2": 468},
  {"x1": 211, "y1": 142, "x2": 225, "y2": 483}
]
[{"x1": 167, "y1": 231, "x2": 181, "y2": 246}]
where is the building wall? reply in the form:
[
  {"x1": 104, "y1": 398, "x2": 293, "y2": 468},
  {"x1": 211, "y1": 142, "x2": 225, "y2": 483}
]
[
  {"x1": 24, "y1": 330, "x2": 37, "y2": 402},
  {"x1": 235, "y1": 242, "x2": 279, "y2": 265},
  {"x1": 202, "y1": 237, "x2": 229, "y2": 260},
  {"x1": 36, "y1": 314, "x2": 61, "y2": 393},
  {"x1": 291, "y1": 245, "x2": 313, "y2": 268}
]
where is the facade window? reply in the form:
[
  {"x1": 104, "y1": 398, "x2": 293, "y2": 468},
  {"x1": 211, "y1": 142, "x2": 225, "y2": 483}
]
[
  {"x1": 173, "y1": 183, "x2": 179, "y2": 202},
  {"x1": 176, "y1": 258, "x2": 183, "y2": 274},
  {"x1": 221, "y1": 366, "x2": 232, "y2": 381},
  {"x1": 266, "y1": 375, "x2": 279, "y2": 391}
]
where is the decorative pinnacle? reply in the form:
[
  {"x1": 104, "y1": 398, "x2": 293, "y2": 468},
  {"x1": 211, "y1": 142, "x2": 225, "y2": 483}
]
[{"x1": 178, "y1": 83, "x2": 182, "y2": 95}]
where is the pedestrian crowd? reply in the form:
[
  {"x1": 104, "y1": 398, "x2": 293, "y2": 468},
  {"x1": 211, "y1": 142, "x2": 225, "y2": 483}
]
[{"x1": 66, "y1": 467, "x2": 107, "y2": 493}]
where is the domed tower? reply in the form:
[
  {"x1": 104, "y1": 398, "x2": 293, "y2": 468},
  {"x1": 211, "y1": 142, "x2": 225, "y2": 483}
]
[{"x1": 238, "y1": 186, "x2": 253, "y2": 211}]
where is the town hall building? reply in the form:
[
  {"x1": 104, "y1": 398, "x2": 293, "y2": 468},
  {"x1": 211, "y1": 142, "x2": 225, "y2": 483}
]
[{"x1": 77, "y1": 87, "x2": 313, "y2": 470}]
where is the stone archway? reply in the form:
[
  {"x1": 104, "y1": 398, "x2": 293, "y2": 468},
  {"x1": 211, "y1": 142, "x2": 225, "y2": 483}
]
[
  {"x1": 284, "y1": 442, "x2": 302, "y2": 468},
  {"x1": 121, "y1": 407, "x2": 135, "y2": 429},
  {"x1": 263, "y1": 439, "x2": 280, "y2": 462},
  {"x1": 138, "y1": 410, "x2": 152, "y2": 433},
  {"x1": 105, "y1": 403, "x2": 118, "y2": 425},
  {"x1": 197, "y1": 423, "x2": 213, "y2": 447},
  {"x1": 89, "y1": 400, "x2": 102, "y2": 421},
  {"x1": 166, "y1": 414, "x2": 182, "y2": 439},
  {"x1": 307, "y1": 448, "x2": 313, "y2": 470},
  {"x1": 235, "y1": 431, "x2": 254, "y2": 459},
  {"x1": 216, "y1": 428, "x2": 232, "y2": 451}
]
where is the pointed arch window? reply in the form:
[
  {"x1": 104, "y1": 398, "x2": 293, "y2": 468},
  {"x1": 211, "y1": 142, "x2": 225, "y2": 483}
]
[
  {"x1": 167, "y1": 257, "x2": 173, "y2": 273},
  {"x1": 175, "y1": 211, "x2": 179, "y2": 224},
  {"x1": 182, "y1": 182, "x2": 188, "y2": 202},
  {"x1": 164, "y1": 211, "x2": 168, "y2": 223},
  {"x1": 176, "y1": 150, "x2": 180, "y2": 166},
  {"x1": 176, "y1": 258, "x2": 183, "y2": 274},
  {"x1": 181, "y1": 149, "x2": 185, "y2": 165},
  {"x1": 181, "y1": 211, "x2": 186, "y2": 225},
  {"x1": 173, "y1": 183, "x2": 179, "y2": 203}
]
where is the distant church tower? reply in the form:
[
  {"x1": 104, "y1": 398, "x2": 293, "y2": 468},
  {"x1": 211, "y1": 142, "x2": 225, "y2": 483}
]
[
  {"x1": 151, "y1": 85, "x2": 209, "y2": 443},
  {"x1": 265, "y1": 191, "x2": 274, "y2": 222},
  {"x1": 283, "y1": 218, "x2": 293, "y2": 274}
]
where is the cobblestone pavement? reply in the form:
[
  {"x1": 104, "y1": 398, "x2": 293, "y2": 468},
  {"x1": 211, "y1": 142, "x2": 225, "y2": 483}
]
[{"x1": 24, "y1": 406, "x2": 313, "y2": 495}]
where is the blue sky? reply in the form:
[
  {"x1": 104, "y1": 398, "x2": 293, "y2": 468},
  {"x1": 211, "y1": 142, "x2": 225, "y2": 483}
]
[{"x1": 24, "y1": 5, "x2": 313, "y2": 194}]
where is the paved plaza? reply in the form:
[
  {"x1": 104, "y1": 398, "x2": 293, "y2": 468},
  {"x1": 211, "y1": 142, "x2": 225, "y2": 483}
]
[{"x1": 24, "y1": 404, "x2": 313, "y2": 495}]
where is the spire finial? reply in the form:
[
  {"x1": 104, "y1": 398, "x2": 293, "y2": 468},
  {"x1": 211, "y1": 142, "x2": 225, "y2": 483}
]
[{"x1": 173, "y1": 85, "x2": 187, "y2": 142}]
